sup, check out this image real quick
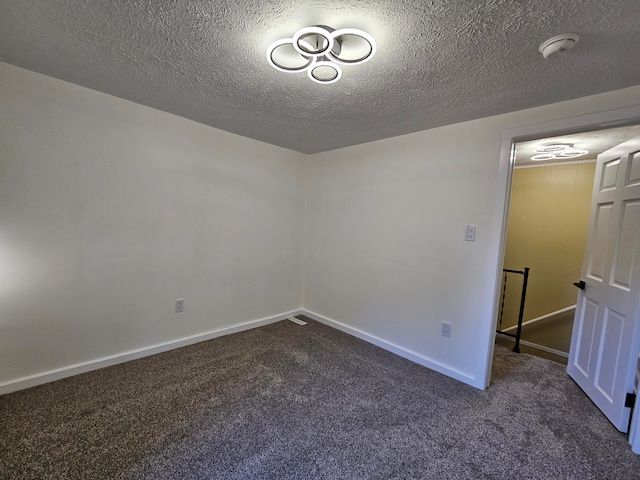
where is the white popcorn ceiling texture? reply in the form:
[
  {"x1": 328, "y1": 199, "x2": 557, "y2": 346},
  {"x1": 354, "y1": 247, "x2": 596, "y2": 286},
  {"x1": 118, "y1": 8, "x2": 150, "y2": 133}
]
[{"x1": 0, "y1": 0, "x2": 639, "y2": 154}]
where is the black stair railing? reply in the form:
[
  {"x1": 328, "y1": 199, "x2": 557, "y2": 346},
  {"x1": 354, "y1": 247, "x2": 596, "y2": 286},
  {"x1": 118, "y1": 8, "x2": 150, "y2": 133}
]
[{"x1": 496, "y1": 267, "x2": 530, "y2": 353}]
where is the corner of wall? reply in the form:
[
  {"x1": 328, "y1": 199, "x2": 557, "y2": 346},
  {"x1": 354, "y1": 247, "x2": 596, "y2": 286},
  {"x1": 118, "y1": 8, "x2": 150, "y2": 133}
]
[{"x1": 299, "y1": 153, "x2": 312, "y2": 309}]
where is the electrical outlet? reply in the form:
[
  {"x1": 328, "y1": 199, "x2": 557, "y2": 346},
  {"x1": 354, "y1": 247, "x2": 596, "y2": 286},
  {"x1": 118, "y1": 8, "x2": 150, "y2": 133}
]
[
  {"x1": 175, "y1": 298, "x2": 184, "y2": 313},
  {"x1": 441, "y1": 321, "x2": 452, "y2": 338}
]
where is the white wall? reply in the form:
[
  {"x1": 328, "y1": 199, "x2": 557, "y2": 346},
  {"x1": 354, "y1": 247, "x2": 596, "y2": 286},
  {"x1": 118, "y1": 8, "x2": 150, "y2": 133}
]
[
  {"x1": 0, "y1": 62, "x2": 306, "y2": 388},
  {"x1": 303, "y1": 86, "x2": 640, "y2": 388},
  {"x1": 3, "y1": 59, "x2": 640, "y2": 394}
]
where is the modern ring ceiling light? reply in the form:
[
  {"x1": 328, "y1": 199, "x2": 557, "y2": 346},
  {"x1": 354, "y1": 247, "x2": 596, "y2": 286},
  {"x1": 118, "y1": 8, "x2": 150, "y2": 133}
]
[
  {"x1": 266, "y1": 25, "x2": 376, "y2": 84},
  {"x1": 531, "y1": 144, "x2": 590, "y2": 161}
]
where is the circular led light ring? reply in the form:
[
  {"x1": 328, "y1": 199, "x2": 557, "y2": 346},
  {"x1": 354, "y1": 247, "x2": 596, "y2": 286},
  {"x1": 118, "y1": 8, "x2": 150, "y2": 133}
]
[
  {"x1": 293, "y1": 26, "x2": 334, "y2": 57},
  {"x1": 308, "y1": 61, "x2": 342, "y2": 84},
  {"x1": 531, "y1": 153, "x2": 556, "y2": 161},
  {"x1": 266, "y1": 38, "x2": 315, "y2": 73},
  {"x1": 535, "y1": 144, "x2": 571, "y2": 153},
  {"x1": 266, "y1": 26, "x2": 375, "y2": 83},
  {"x1": 531, "y1": 145, "x2": 589, "y2": 161},
  {"x1": 327, "y1": 28, "x2": 377, "y2": 65},
  {"x1": 556, "y1": 149, "x2": 589, "y2": 158}
]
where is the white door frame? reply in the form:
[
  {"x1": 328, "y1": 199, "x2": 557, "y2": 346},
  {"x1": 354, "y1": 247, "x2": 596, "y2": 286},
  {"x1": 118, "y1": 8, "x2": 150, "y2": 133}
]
[{"x1": 483, "y1": 105, "x2": 640, "y2": 450}]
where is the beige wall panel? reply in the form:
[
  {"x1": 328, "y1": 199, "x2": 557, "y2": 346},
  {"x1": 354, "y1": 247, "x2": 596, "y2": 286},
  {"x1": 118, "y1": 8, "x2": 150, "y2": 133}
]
[{"x1": 501, "y1": 162, "x2": 596, "y2": 329}]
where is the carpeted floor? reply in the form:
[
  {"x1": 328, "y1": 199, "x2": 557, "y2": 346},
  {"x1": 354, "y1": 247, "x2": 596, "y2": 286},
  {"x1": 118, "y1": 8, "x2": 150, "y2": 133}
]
[{"x1": 2, "y1": 317, "x2": 640, "y2": 479}]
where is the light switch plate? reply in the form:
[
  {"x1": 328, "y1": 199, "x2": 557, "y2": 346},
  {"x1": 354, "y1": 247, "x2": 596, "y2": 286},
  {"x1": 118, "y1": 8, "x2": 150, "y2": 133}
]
[{"x1": 465, "y1": 225, "x2": 476, "y2": 241}]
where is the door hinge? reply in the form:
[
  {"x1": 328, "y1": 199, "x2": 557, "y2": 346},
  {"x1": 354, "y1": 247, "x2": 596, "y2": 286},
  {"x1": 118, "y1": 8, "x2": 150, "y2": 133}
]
[{"x1": 625, "y1": 393, "x2": 637, "y2": 408}]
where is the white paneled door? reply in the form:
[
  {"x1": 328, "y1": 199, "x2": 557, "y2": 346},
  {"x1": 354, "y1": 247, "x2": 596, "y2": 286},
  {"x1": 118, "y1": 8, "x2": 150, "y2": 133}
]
[{"x1": 568, "y1": 135, "x2": 640, "y2": 432}]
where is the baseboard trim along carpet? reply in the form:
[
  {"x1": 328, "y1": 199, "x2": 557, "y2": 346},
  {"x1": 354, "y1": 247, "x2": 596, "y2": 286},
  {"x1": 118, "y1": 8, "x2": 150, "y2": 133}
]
[
  {"x1": 496, "y1": 333, "x2": 569, "y2": 358},
  {"x1": 301, "y1": 309, "x2": 477, "y2": 388},
  {"x1": 2, "y1": 308, "x2": 478, "y2": 395},
  {"x1": 0, "y1": 309, "x2": 304, "y2": 395}
]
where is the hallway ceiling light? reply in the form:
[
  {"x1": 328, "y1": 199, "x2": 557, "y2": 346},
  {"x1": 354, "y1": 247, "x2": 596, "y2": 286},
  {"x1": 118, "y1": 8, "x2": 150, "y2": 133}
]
[
  {"x1": 266, "y1": 26, "x2": 376, "y2": 84},
  {"x1": 531, "y1": 144, "x2": 589, "y2": 161}
]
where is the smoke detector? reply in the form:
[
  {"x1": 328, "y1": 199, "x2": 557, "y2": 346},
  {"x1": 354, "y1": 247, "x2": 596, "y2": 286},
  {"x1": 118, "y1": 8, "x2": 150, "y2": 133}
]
[{"x1": 539, "y1": 33, "x2": 580, "y2": 59}]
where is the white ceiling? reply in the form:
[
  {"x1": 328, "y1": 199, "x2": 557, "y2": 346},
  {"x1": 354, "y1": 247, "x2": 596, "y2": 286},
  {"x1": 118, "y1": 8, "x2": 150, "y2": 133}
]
[
  {"x1": 515, "y1": 125, "x2": 640, "y2": 166},
  {"x1": 1, "y1": 0, "x2": 639, "y2": 154}
]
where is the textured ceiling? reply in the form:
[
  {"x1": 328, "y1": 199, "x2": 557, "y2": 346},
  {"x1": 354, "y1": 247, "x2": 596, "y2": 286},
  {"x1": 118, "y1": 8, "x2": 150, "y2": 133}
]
[
  {"x1": 515, "y1": 125, "x2": 640, "y2": 166},
  {"x1": 1, "y1": 0, "x2": 639, "y2": 154}
]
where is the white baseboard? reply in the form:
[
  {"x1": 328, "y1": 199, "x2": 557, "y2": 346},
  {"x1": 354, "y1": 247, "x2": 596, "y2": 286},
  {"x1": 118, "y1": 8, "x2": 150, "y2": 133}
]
[
  {"x1": 0, "y1": 309, "x2": 303, "y2": 396},
  {"x1": 301, "y1": 309, "x2": 478, "y2": 388},
  {"x1": 2, "y1": 308, "x2": 480, "y2": 395},
  {"x1": 496, "y1": 333, "x2": 569, "y2": 358}
]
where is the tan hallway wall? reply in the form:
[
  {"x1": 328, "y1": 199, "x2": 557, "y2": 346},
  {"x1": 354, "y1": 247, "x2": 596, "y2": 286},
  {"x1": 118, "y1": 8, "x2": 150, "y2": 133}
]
[{"x1": 500, "y1": 162, "x2": 596, "y2": 340}]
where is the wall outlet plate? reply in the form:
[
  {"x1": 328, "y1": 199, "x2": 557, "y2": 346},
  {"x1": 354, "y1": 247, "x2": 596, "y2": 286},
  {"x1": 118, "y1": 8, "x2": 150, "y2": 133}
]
[
  {"x1": 441, "y1": 321, "x2": 452, "y2": 337},
  {"x1": 175, "y1": 298, "x2": 184, "y2": 313}
]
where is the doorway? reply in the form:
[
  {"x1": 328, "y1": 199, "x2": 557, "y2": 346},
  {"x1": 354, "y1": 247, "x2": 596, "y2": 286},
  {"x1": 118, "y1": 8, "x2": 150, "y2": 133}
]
[
  {"x1": 488, "y1": 111, "x2": 640, "y2": 451},
  {"x1": 494, "y1": 128, "x2": 640, "y2": 363}
]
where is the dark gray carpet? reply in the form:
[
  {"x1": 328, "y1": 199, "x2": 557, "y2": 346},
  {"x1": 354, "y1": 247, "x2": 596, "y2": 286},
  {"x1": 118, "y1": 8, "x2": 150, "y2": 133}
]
[{"x1": 2, "y1": 318, "x2": 640, "y2": 479}]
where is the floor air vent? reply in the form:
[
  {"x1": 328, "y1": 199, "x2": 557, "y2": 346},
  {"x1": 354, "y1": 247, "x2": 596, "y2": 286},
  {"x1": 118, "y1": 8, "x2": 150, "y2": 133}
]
[{"x1": 288, "y1": 317, "x2": 307, "y2": 325}]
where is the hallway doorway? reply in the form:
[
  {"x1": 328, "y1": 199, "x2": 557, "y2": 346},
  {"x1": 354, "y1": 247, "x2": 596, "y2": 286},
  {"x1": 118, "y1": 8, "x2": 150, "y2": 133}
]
[{"x1": 495, "y1": 125, "x2": 640, "y2": 364}]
